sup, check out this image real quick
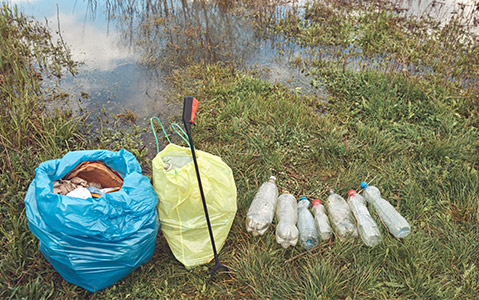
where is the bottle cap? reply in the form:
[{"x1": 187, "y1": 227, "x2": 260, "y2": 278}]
[
  {"x1": 360, "y1": 182, "x2": 368, "y2": 189},
  {"x1": 347, "y1": 190, "x2": 356, "y2": 197},
  {"x1": 269, "y1": 176, "x2": 277, "y2": 182},
  {"x1": 299, "y1": 196, "x2": 307, "y2": 201},
  {"x1": 312, "y1": 199, "x2": 321, "y2": 206}
]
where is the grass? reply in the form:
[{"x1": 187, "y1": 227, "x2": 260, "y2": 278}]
[
  {"x1": 0, "y1": 4, "x2": 150, "y2": 299},
  {"x1": 166, "y1": 64, "x2": 479, "y2": 299},
  {"x1": 1, "y1": 0, "x2": 479, "y2": 299},
  {"x1": 0, "y1": 4, "x2": 86, "y2": 299}
]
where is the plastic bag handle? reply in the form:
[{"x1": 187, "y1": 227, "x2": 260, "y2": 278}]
[
  {"x1": 171, "y1": 123, "x2": 191, "y2": 147},
  {"x1": 150, "y1": 116, "x2": 171, "y2": 154},
  {"x1": 150, "y1": 118, "x2": 192, "y2": 154}
]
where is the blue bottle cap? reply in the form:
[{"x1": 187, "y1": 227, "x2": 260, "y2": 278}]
[
  {"x1": 300, "y1": 196, "x2": 307, "y2": 201},
  {"x1": 360, "y1": 182, "x2": 368, "y2": 189}
]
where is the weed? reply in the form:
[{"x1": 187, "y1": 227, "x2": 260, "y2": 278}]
[{"x1": 114, "y1": 108, "x2": 137, "y2": 124}]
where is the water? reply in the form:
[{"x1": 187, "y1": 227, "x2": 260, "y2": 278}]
[
  {"x1": 9, "y1": 0, "x2": 478, "y2": 126},
  {"x1": 396, "y1": 0, "x2": 479, "y2": 35},
  {"x1": 10, "y1": 0, "x2": 317, "y2": 123}
]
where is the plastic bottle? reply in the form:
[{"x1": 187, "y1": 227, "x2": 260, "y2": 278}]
[
  {"x1": 275, "y1": 193, "x2": 299, "y2": 248},
  {"x1": 246, "y1": 176, "x2": 278, "y2": 236},
  {"x1": 312, "y1": 199, "x2": 332, "y2": 240},
  {"x1": 297, "y1": 197, "x2": 319, "y2": 250},
  {"x1": 347, "y1": 190, "x2": 381, "y2": 247},
  {"x1": 327, "y1": 190, "x2": 358, "y2": 241},
  {"x1": 360, "y1": 182, "x2": 411, "y2": 238}
]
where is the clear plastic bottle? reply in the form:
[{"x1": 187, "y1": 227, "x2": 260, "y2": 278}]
[
  {"x1": 312, "y1": 199, "x2": 332, "y2": 240},
  {"x1": 297, "y1": 197, "x2": 319, "y2": 250},
  {"x1": 246, "y1": 176, "x2": 278, "y2": 236},
  {"x1": 275, "y1": 193, "x2": 298, "y2": 248},
  {"x1": 360, "y1": 182, "x2": 411, "y2": 238},
  {"x1": 347, "y1": 190, "x2": 381, "y2": 247},
  {"x1": 327, "y1": 190, "x2": 358, "y2": 241}
]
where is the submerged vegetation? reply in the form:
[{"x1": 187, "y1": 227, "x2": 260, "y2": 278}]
[
  {"x1": 1, "y1": 0, "x2": 479, "y2": 299},
  {"x1": 278, "y1": 1, "x2": 479, "y2": 119}
]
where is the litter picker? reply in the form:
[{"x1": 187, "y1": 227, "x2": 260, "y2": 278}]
[{"x1": 182, "y1": 96, "x2": 228, "y2": 278}]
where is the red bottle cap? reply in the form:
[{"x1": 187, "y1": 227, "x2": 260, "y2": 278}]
[
  {"x1": 347, "y1": 190, "x2": 357, "y2": 197},
  {"x1": 312, "y1": 199, "x2": 322, "y2": 206}
]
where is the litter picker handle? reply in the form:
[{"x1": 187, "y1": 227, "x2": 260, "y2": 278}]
[
  {"x1": 181, "y1": 95, "x2": 228, "y2": 277},
  {"x1": 183, "y1": 96, "x2": 199, "y2": 127}
]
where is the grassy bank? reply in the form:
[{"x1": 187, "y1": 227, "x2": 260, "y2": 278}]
[
  {"x1": 2, "y1": 1, "x2": 479, "y2": 299},
  {"x1": 0, "y1": 4, "x2": 147, "y2": 298},
  {"x1": 0, "y1": 4, "x2": 84, "y2": 298}
]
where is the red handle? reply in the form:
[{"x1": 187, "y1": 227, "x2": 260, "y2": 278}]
[
  {"x1": 190, "y1": 97, "x2": 199, "y2": 124},
  {"x1": 183, "y1": 96, "x2": 199, "y2": 126}
]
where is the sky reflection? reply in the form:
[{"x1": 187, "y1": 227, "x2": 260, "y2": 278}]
[{"x1": 10, "y1": 0, "x2": 308, "y2": 120}]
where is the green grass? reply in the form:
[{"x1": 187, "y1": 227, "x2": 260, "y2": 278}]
[
  {"x1": 0, "y1": 4, "x2": 150, "y2": 299},
  {"x1": 1, "y1": 1, "x2": 479, "y2": 299},
  {"x1": 165, "y1": 64, "x2": 479, "y2": 299}
]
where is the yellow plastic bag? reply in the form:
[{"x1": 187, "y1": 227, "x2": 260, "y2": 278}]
[{"x1": 152, "y1": 143, "x2": 237, "y2": 268}]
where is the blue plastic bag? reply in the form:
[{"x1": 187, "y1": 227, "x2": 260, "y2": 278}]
[{"x1": 25, "y1": 149, "x2": 159, "y2": 292}]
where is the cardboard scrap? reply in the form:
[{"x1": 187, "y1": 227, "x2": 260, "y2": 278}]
[{"x1": 64, "y1": 161, "x2": 123, "y2": 188}]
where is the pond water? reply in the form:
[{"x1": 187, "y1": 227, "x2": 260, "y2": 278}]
[
  {"x1": 10, "y1": 0, "x2": 479, "y2": 134},
  {"x1": 11, "y1": 0, "x2": 317, "y2": 124},
  {"x1": 398, "y1": 0, "x2": 479, "y2": 34}
]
